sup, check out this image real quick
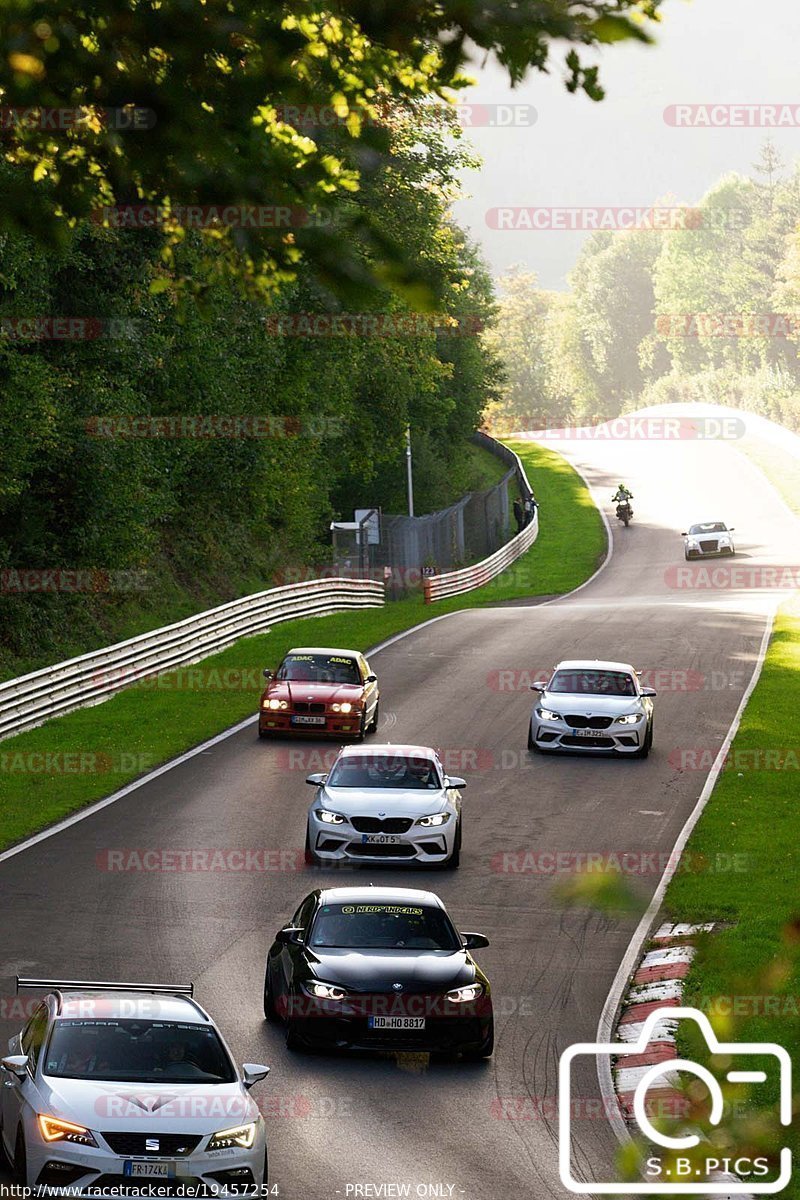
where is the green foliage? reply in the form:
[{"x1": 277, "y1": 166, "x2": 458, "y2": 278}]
[
  {"x1": 485, "y1": 150, "x2": 800, "y2": 434},
  {"x1": 0, "y1": 0, "x2": 662, "y2": 296}
]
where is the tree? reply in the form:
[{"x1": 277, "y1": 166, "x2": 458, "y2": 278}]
[{"x1": 0, "y1": 0, "x2": 662, "y2": 296}]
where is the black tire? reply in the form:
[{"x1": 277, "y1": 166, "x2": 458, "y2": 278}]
[
  {"x1": 368, "y1": 699, "x2": 380, "y2": 734},
  {"x1": 632, "y1": 719, "x2": 653, "y2": 759},
  {"x1": 263, "y1": 963, "x2": 279, "y2": 1023},
  {"x1": 285, "y1": 1020, "x2": 305, "y2": 1052},
  {"x1": 461, "y1": 1017, "x2": 494, "y2": 1061},
  {"x1": 13, "y1": 1128, "x2": 26, "y2": 1187},
  {"x1": 304, "y1": 828, "x2": 319, "y2": 867},
  {"x1": 355, "y1": 710, "x2": 367, "y2": 742},
  {"x1": 527, "y1": 723, "x2": 536, "y2": 751},
  {"x1": 261, "y1": 1146, "x2": 269, "y2": 1187},
  {"x1": 444, "y1": 819, "x2": 461, "y2": 869},
  {"x1": 0, "y1": 1107, "x2": 10, "y2": 1173},
  {"x1": 258, "y1": 727, "x2": 271, "y2": 740}
]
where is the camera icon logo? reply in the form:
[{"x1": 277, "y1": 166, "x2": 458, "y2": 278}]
[{"x1": 559, "y1": 1006, "x2": 792, "y2": 1194}]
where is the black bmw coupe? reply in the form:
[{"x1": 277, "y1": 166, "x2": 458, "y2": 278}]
[{"x1": 263, "y1": 886, "x2": 493, "y2": 1058}]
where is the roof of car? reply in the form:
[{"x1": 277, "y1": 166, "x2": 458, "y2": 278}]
[
  {"x1": 336, "y1": 743, "x2": 436, "y2": 759},
  {"x1": 284, "y1": 647, "x2": 362, "y2": 657},
  {"x1": 553, "y1": 659, "x2": 636, "y2": 673},
  {"x1": 53, "y1": 991, "x2": 208, "y2": 1023},
  {"x1": 318, "y1": 886, "x2": 444, "y2": 907}
]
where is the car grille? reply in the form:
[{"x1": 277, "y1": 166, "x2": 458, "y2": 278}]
[
  {"x1": 293, "y1": 701, "x2": 326, "y2": 714},
  {"x1": 101, "y1": 1132, "x2": 202, "y2": 1157},
  {"x1": 561, "y1": 735, "x2": 615, "y2": 748},
  {"x1": 350, "y1": 816, "x2": 413, "y2": 833},
  {"x1": 564, "y1": 715, "x2": 614, "y2": 730},
  {"x1": 699, "y1": 539, "x2": 719, "y2": 552},
  {"x1": 348, "y1": 842, "x2": 417, "y2": 857}
]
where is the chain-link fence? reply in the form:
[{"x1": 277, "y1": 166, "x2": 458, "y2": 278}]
[{"x1": 331, "y1": 433, "x2": 535, "y2": 597}]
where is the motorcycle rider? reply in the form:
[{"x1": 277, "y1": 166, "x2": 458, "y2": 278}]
[{"x1": 612, "y1": 483, "x2": 633, "y2": 506}]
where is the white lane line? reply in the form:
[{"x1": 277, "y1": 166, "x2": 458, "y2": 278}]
[
  {"x1": 539, "y1": 455, "x2": 614, "y2": 608},
  {"x1": 594, "y1": 597, "x2": 779, "y2": 1145}
]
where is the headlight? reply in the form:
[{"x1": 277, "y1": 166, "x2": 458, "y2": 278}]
[
  {"x1": 686, "y1": 539, "x2": 699, "y2": 548},
  {"x1": 38, "y1": 1116, "x2": 97, "y2": 1147},
  {"x1": 537, "y1": 707, "x2": 561, "y2": 721},
  {"x1": 307, "y1": 981, "x2": 348, "y2": 1000},
  {"x1": 207, "y1": 1122, "x2": 257, "y2": 1151},
  {"x1": 332, "y1": 702, "x2": 355, "y2": 713},
  {"x1": 445, "y1": 983, "x2": 484, "y2": 1004},
  {"x1": 263, "y1": 698, "x2": 288, "y2": 710},
  {"x1": 315, "y1": 808, "x2": 345, "y2": 824},
  {"x1": 416, "y1": 812, "x2": 451, "y2": 827},
  {"x1": 616, "y1": 713, "x2": 643, "y2": 725}
]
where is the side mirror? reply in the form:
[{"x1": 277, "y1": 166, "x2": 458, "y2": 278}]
[
  {"x1": 365, "y1": 673, "x2": 378, "y2": 684},
  {"x1": 1, "y1": 1055, "x2": 28, "y2": 1080},
  {"x1": 446, "y1": 776, "x2": 466, "y2": 789},
  {"x1": 242, "y1": 1063, "x2": 270, "y2": 1089},
  {"x1": 680, "y1": 532, "x2": 688, "y2": 537},
  {"x1": 461, "y1": 932, "x2": 490, "y2": 950},
  {"x1": 640, "y1": 686, "x2": 657, "y2": 698},
  {"x1": 306, "y1": 773, "x2": 327, "y2": 787},
  {"x1": 728, "y1": 527, "x2": 735, "y2": 532},
  {"x1": 276, "y1": 926, "x2": 305, "y2": 946},
  {"x1": 529, "y1": 682, "x2": 544, "y2": 692},
  {"x1": 262, "y1": 668, "x2": 274, "y2": 681}
]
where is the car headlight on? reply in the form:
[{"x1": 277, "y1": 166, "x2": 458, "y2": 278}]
[
  {"x1": 445, "y1": 983, "x2": 484, "y2": 1004},
  {"x1": 537, "y1": 707, "x2": 562, "y2": 721},
  {"x1": 616, "y1": 713, "x2": 643, "y2": 724},
  {"x1": 331, "y1": 702, "x2": 354, "y2": 713},
  {"x1": 686, "y1": 539, "x2": 699, "y2": 548},
  {"x1": 315, "y1": 808, "x2": 345, "y2": 824},
  {"x1": 207, "y1": 1122, "x2": 257, "y2": 1151},
  {"x1": 263, "y1": 698, "x2": 288, "y2": 710},
  {"x1": 307, "y1": 981, "x2": 348, "y2": 1000},
  {"x1": 416, "y1": 812, "x2": 451, "y2": 826},
  {"x1": 38, "y1": 1116, "x2": 98, "y2": 1147}
]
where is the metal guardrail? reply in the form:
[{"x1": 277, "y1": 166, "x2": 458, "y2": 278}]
[
  {"x1": 0, "y1": 578, "x2": 385, "y2": 741},
  {"x1": 423, "y1": 512, "x2": 539, "y2": 603},
  {"x1": 423, "y1": 432, "x2": 538, "y2": 603}
]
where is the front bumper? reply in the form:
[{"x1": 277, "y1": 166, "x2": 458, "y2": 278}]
[
  {"x1": 27, "y1": 1129, "x2": 265, "y2": 1198},
  {"x1": 531, "y1": 716, "x2": 647, "y2": 753},
  {"x1": 307, "y1": 813, "x2": 456, "y2": 864},
  {"x1": 684, "y1": 542, "x2": 734, "y2": 558},
  {"x1": 286, "y1": 995, "x2": 492, "y2": 1053},
  {"x1": 259, "y1": 710, "x2": 362, "y2": 738}
]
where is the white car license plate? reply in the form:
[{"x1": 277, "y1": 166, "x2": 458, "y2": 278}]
[
  {"x1": 362, "y1": 833, "x2": 401, "y2": 844},
  {"x1": 291, "y1": 714, "x2": 326, "y2": 725},
  {"x1": 368, "y1": 1016, "x2": 425, "y2": 1029},
  {"x1": 123, "y1": 1162, "x2": 176, "y2": 1178},
  {"x1": 572, "y1": 728, "x2": 600, "y2": 738}
]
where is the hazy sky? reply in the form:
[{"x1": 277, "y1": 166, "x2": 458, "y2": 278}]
[{"x1": 452, "y1": 0, "x2": 800, "y2": 290}]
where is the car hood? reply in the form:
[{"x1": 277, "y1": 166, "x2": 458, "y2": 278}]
[
  {"x1": 37, "y1": 1076, "x2": 258, "y2": 1133},
  {"x1": 319, "y1": 787, "x2": 446, "y2": 816},
  {"x1": 539, "y1": 693, "x2": 643, "y2": 716},
  {"x1": 266, "y1": 680, "x2": 363, "y2": 704},
  {"x1": 306, "y1": 949, "x2": 473, "y2": 993}
]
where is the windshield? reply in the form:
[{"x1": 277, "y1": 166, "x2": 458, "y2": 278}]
[
  {"x1": 44, "y1": 1020, "x2": 236, "y2": 1083},
  {"x1": 688, "y1": 523, "x2": 728, "y2": 535},
  {"x1": 277, "y1": 653, "x2": 361, "y2": 685},
  {"x1": 309, "y1": 902, "x2": 461, "y2": 950},
  {"x1": 548, "y1": 669, "x2": 637, "y2": 697},
  {"x1": 327, "y1": 754, "x2": 441, "y2": 790}
]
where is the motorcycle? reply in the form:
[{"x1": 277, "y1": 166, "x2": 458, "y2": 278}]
[{"x1": 615, "y1": 500, "x2": 633, "y2": 527}]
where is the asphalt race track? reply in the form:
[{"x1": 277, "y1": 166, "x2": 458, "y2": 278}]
[{"x1": 1, "y1": 431, "x2": 795, "y2": 1199}]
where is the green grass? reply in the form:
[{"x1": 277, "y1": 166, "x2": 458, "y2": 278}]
[
  {"x1": 659, "y1": 433, "x2": 800, "y2": 1189},
  {"x1": 0, "y1": 439, "x2": 606, "y2": 852}
]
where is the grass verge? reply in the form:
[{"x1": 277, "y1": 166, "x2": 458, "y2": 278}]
[
  {"x1": 659, "y1": 435, "x2": 800, "y2": 1187},
  {"x1": 0, "y1": 440, "x2": 605, "y2": 852}
]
